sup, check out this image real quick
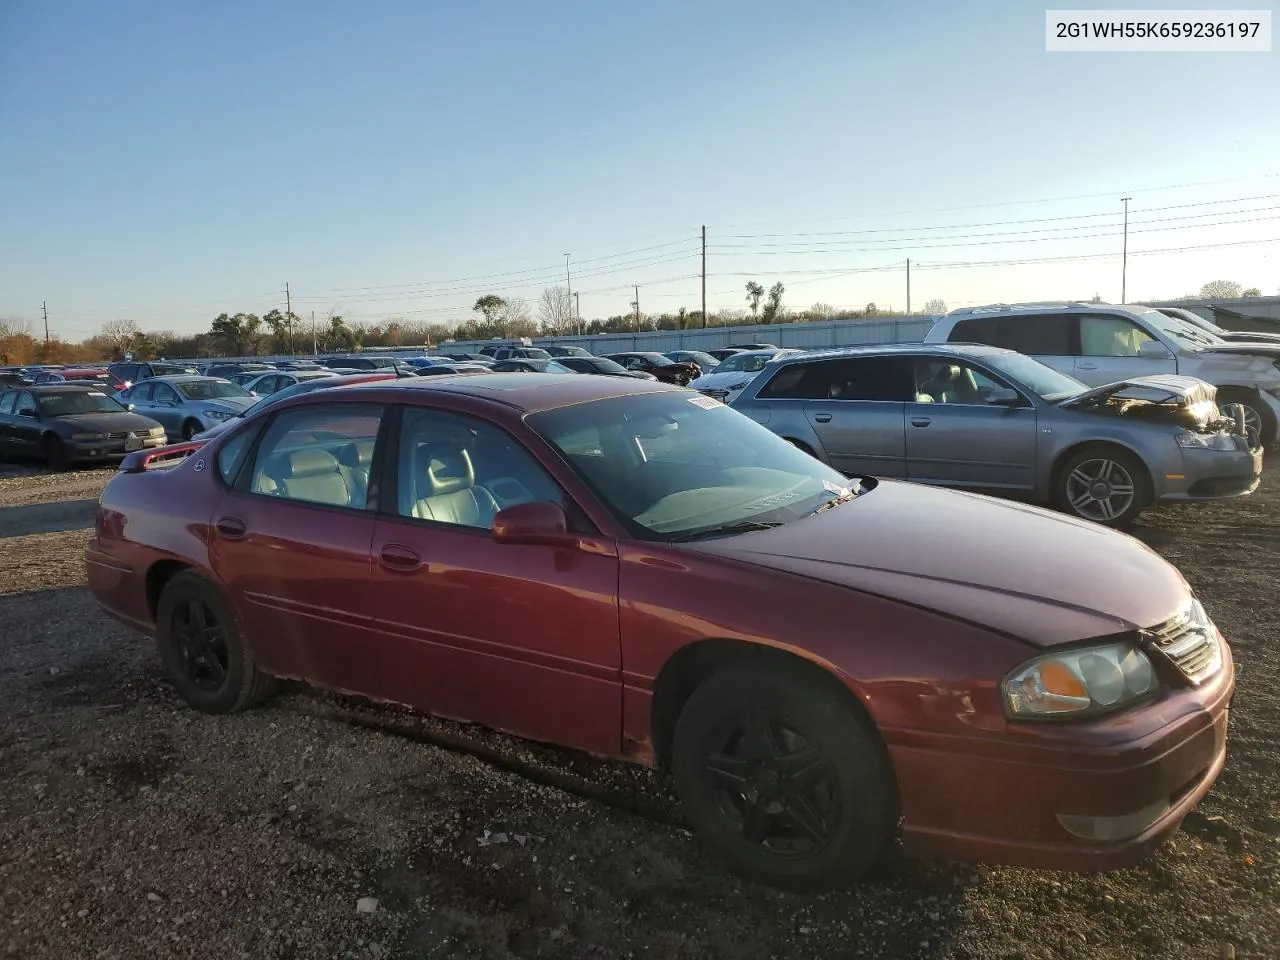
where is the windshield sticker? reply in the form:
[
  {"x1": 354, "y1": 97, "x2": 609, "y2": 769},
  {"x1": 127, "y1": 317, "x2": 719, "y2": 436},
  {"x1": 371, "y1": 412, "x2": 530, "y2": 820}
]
[
  {"x1": 88, "y1": 391, "x2": 106, "y2": 396},
  {"x1": 687, "y1": 395, "x2": 721, "y2": 409}
]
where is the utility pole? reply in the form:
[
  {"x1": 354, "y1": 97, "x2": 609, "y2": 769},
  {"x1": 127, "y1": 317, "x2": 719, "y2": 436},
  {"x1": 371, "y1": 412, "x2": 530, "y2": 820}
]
[
  {"x1": 311, "y1": 310, "x2": 317, "y2": 355},
  {"x1": 42, "y1": 301, "x2": 49, "y2": 345},
  {"x1": 573, "y1": 292, "x2": 580, "y2": 335},
  {"x1": 285, "y1": 282, "x2": 293, "y2": 353},
  {"x1": 701, "y1": 225, "x2": 707, "y2": 328},
  {"x1": 1120, "y1": 197, "x2": 1132, "y2": 303},
  {"x1": 632, "y1": 285, "x2": 640, "y2": 331},
  {"x1": 563, "y1": 253, "x2": 572, "y2": 323},
  {"x1": 906, "y1": 259, "x2": 911, "y2": 315}
]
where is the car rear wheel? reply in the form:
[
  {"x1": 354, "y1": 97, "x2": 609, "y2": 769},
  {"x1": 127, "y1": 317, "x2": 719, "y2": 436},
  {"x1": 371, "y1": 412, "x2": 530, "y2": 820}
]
[
  {"x1": 181, "y1": 419, "x2": 202, "y2": 441},
  {"x1": 671, "y1": 660, "x2": 896, "y2": 891},
  {"x1": 156, "y1": 571, "x2": 275, "y2": 714},
  {"x1": 43, "y1": 434, "x2": 69, "y2": 471},
  {"x1": 1216, "y1": 388, "x2": 1274, "y2": 448},
  {"x1": 1056, "y1": 445, "x2": 1150, "y2": 528}
]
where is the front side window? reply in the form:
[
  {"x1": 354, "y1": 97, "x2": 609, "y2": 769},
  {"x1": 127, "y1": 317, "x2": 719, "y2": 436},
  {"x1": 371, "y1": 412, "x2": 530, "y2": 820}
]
[
  {"x1": 396, "y1": 408, "x2": 567, "y2": 530},
  {"x1": 1079, "y1": 314, "x2": 1157, "y2": 358},
  {"x1": 981, "y1": 352, "x2": 1085, "y2": 401},
  {"x1": 15, "y1": 392, "x2": 37, "y2": 416},
  {"x1": 529, "y1": 393, "x2": 855, "y2": 541},
  {"x1": 0, "y1": 392, "x2": 16, "y2": 415},
  {"x1": 216, "y1": 425, "x2": 261, "y2": 485},
  {"x1": 248, "y1": 404, "x2": 384, "y2": 509},
  {"x1": 152, "y1": 384, "x2": 181, "y2": 405},
  {"x1": 131, "y1": 382, "x2": 156, "y2": 402},
  {"x1": 912, "y1": 359, "x2": 1010, "y2": 405}
]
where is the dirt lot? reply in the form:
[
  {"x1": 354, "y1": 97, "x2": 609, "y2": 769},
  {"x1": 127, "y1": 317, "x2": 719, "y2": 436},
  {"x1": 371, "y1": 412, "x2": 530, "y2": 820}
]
[{"x1": 1, "y1": 461, "x2": 1278, "y2": 960}]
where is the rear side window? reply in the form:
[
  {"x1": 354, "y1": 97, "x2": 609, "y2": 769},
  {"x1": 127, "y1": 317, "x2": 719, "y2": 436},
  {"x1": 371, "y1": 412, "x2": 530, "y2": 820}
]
[
  {"x1": 248, "y1": 404, "x2": 384, "y2": 510},
  {"x1": 950, "y1": 315, "x2": 1073, "y2": 356},
  {"x1": 828, "y1": 357, "x2": 912, "y2": 401},
  {"x1": 757, "y1": 361, "x2": 836, "y2": 400}
]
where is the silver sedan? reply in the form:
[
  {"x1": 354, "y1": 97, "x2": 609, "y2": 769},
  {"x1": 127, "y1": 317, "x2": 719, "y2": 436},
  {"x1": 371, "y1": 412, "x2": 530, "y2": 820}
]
[
  {"x1": 115, "y1": 375, "x2": 258, "y2": 441},
  {"x1": 730, "y1": 343, "x2": 1262, "y2": 526}
]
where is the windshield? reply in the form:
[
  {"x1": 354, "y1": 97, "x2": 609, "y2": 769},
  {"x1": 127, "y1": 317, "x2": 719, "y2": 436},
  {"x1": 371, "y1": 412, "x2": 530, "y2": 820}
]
[
  {"x1": 981, "y1": 352, "x2": 1086, "y2": 401},
  {"x1": 679, "y1": 351, "x2": 718, "y2": 366},
  {"x1": 36, "y1": 391, "x2": 127, "y2": 416},
  {"x1": 588, "y1": 357, "x2": 628, "y2": 374},
  {"x1": 1136, "y1": 309, "x2": 1223, "y2": 348},
  {"x1": 1163, "y1": 308, "x2": 1225, "y2": 334},
  {"x1": 176, "y1": 379, "x2": 252, "y2": 401},
  {"x1": 641, "y1": 354, "x2": 674, "y2": 366},
  {"x1": 522, "y1": 348, "x2": 551, "y2": 359},
  {"x1": 715, "y1": 351, "x2": 775, "y2": 373},
  {"x1": 529, "y1": 393, "x2": 857, "y2": 540}
]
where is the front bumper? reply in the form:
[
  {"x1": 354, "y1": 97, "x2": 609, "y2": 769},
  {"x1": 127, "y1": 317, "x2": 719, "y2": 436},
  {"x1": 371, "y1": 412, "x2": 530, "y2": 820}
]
[
  {"x1": 66, "y1": 434, "x2": 167, "y2": 462},
  {"x1": 1154, "y1": 441, "x2": 1263, "y2": 502},
  {"x1": 890, "y1": 641, "x2": 1234, "y2": 871}
]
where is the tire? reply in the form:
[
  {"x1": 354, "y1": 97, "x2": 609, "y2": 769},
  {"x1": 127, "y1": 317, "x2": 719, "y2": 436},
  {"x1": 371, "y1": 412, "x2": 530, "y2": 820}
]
[
  {"x1": 1216, "y1": 387, "x2": 1275, "y2": 448},
  {"x1": 43, "y1": 434, "x2": 69, "y2": 471},
  {"x1": 1055, "y1": 445, "x2": 1151, "y2": 528},
  {"x1": 156, "y1": 571, "x2": 275, "y2": 714},
  {"x1": 671, "y1": 660, "x2": 897, "y2": 891},
  {"x1": 181, "y1": 419, "x2": 203, "y2": 441}
]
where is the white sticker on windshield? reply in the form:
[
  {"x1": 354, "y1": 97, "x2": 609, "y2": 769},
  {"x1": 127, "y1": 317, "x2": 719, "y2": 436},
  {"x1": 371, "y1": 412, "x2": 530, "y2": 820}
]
[
  {"x1": 822, "y1": 480, "x2": 846, "y2": 495},
  {"x1": 88, "y1": 391, "x2": 106, "y2": 396},
  {"x1": 687, "y1": 395, "x2": 721, "y2": 409}
]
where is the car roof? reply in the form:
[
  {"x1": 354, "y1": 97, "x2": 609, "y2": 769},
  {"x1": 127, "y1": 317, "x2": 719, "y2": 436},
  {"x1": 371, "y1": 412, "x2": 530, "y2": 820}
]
[
  {"x1": 769, "y1": 343, "x2": 1019, "y2": 365},
  {"x1": 28, "y1": 383, "x2": 114, "y2": 393},
  {"x1": 339, "y1": 371, "x2": 678, "y2": 413},
  {"x1": 942, "y1": 301, "x2": 1157, "y2": 320},
  {"x1": 132, "y1": 375, "x2": 225, "y2": 384}
]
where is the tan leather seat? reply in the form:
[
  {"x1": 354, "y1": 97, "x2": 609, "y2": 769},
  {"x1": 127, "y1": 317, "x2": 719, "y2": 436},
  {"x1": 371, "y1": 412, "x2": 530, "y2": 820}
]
[
  {"x1": 262, "y1": 448, "x2": 353, "y2": 507},
  {"x1": 412, "y1": 443, "x2": 499, "y2": 528},
  {"x1": 336, "y1": 440, "x2": 375, "y2": 507}
]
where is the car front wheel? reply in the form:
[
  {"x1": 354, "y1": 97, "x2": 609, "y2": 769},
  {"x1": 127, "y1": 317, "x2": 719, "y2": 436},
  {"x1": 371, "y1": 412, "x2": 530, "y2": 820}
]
[
  {"x1": 43, "y1": 434, "x2": 69, "y2": 471},
  {"x1": 1055, "y1": 445, "x2": 1151, "y2": 527},
  {"x1": 1217, "y1": 388, "x2": 1275, "y2": 448},
  {"x1": 181, "y1": 419, "x2": 203, "y2": 441},
  {"x1": 156, "y1": 571, "x2": 275, "y2": 714},
  {"x1": 671, "y1": 660, "x2": 896, "y2": 891}
]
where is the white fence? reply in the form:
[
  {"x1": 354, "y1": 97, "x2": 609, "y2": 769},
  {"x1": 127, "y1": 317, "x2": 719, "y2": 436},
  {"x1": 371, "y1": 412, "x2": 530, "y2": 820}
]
[{"x1": 441, "y1": 315, "x2": 939, "y2": 356}]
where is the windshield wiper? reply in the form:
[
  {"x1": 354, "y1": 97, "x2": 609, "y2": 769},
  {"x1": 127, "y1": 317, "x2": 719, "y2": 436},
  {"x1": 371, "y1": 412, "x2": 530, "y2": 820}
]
[{"x1": 668, "y1": 520, "x2": 784, "y2": 542}]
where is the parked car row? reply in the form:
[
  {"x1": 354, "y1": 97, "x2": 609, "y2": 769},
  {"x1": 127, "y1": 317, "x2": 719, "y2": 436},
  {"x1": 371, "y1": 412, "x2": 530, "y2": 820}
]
[{"x1": 87, "y1": 370, "x2": 1235, "y2": 891}]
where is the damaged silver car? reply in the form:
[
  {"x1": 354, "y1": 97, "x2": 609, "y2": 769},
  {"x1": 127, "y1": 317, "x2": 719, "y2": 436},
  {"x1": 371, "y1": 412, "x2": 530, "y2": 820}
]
[{"x1": 730, "y1": 343, "x2": 1262, "y2": 527}]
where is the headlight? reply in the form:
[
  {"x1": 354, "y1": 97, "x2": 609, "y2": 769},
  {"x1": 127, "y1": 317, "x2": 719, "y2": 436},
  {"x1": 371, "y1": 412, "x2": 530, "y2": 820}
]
[
  {"x1": 71, "y1": 432, "x2": 108, "y2": 441},
  {"x1": 1003, "y1": 643, "x2": 1158, "y2": 719},
  {"x1": 202, "y1": 409, "x2": 234, "y2": 420},
  {"x1": 1175, "y1": 431, "x2": 1237, "y2": 451},
  {"x1": 149, "y1": 426, "x2": 166, "y2": 437}
]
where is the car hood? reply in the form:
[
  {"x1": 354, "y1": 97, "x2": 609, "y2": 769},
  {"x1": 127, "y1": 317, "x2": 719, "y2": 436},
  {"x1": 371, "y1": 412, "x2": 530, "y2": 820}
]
[
  {"x1": 688, "y1": 481, "x2": 1188, "y2": 647},
  {"x1": 1057, "y1": 374, "x2": 1222, "y2": 428},
  {"x1": 691, "y1": 369, "x2": 758, "y2": 389},
  {"x1": 52, "y1": 411, "x2": 162, "y2": 434}
]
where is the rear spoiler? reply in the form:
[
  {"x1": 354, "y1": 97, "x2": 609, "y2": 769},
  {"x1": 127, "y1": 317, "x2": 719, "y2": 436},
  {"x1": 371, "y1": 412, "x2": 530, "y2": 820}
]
[{"x1": 119, "y1": 440, "x2": 206, "y2": 474}]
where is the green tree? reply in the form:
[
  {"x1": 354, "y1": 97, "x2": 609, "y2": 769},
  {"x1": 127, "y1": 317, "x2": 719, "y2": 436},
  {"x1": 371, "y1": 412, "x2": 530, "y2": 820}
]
[
  {"x1": 761, "y1": 282, "x2": 785, "y2": 322},
  {"x1": 473, "y1": 295, "x2": 507, "y2": 326},
  {"x1": 745, "y1": 282, "x2": 765, "y2": 318},
  {"x1": 210, "y1": 312, "x2": 263, "y2": 355},
  {"x1": 864, "y1": 302, "x2": 878, "y2": 316}
]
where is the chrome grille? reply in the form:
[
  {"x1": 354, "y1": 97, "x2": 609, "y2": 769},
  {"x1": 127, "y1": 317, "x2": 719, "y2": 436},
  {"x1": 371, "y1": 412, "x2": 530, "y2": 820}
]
[{"x1": 1143, "y1": 610, "x2": 1221, "y2": 684}]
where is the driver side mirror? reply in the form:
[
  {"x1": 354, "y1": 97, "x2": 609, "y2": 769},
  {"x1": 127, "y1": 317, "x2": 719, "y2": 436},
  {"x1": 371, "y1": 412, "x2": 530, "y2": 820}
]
[
  {"x1": 492, "y1": 501, "x2": 579, "y2": 548},
  {"x1": 1139, "y1": 340, "x2": 1173, "y2": 359},
  {"x1": 126, "y1": 403, "x2": 136, "y2": 412},
  {"x1": 986, "y1": 387, "x2": 1022, "y2": 407}
]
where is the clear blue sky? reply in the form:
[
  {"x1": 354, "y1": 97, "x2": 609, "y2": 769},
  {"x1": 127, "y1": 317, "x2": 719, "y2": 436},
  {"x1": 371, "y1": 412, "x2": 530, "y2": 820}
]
[{"x1": 2, "y1": 0, "x2": 1278, "y2": 339}]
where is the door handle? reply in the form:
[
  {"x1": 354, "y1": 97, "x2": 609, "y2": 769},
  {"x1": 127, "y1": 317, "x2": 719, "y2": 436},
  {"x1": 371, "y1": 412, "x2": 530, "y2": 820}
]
[
  {"x1": 1077, "y1": 362, "x2": 1098, "y2": 370},
  {"x1": 378, "y1": 544, "x2": 423, "y2": 572},
  {"x1": 910, "y1": 417, "x2": 932, "y2": 427},
  {"x1": 215, "y1": 517, "x2": 247, "y2": 539},
  {"x1": 813, "y1": 413, "x2": 832, "y2": 423}
]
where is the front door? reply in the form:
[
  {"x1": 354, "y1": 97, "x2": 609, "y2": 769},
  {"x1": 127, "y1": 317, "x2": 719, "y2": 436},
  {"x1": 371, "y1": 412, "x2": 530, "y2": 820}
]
[
  {"x1": 905, "y1": 358, "x2": 1038, "y2": 490},
  {"x1": 209, "y1": 402, "x2": 388, "y2": 693},
  {"x1": 6, "y1": 391, "x2": 43, "y2": 458},
  {"x1": 1074, "y1": 313, "x2": 1178, "y2": 386},
  {"x1": 367, "y1": 406, "x2": 622, "y2": 757},
  {"x1": 802, "y1": 356, "x2": 910, "y2": 478}
]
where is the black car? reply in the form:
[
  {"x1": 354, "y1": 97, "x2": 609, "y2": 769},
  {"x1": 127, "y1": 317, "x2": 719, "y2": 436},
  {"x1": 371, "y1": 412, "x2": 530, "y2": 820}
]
[
  {"x1": 543, "y1": 345, "x2": 592, "y2": 358},
  {"x1": 0, "y1": 384, "x2": 167, "y2": 469},
  {"x1": 665, "y1": 349, "x2": 721, "y2": 371},
  {"x1": 107, "y1": 361, "x2": 197, "y2": 388},
  {"x1": 204, "y1": 362, "x2": 274, "y2": 379},
  {"x1": 413, "y1": 363, "x2": 492, "y2": 377},
  {"x1": 439, "y1": 352, "x2": 491, "y2": 363},
  {"x1": 728, "y1": 342, "x2": 778, "y2": 351},
  {"x1": 555, "y1": 356, "x2": 657, "y2": 380},
  {"x1": 707, "y1": 348, "x2": 746, "y2": 362},
  {"x1": 602, "y1": 352, "x2": 701, "y2": 385}
]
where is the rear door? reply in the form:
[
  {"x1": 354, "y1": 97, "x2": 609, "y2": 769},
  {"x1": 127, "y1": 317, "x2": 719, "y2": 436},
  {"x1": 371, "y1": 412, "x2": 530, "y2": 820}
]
[
  {"x1": 803, "y1": 356, "x2": 910, "y2": 478},
  {"x1": 905, "y1": 357, "x2": 1038, "y2": 490},
  {"x1": 1074, "y1": 313, "x2": 1177, "y2": 386},
  {"x1": 209, "y1": 402, "x2": 389, "y2": 693}
]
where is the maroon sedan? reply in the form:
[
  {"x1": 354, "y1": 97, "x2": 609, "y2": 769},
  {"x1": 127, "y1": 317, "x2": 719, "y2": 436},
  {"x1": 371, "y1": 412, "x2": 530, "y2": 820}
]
[
  {"x1": 86, "y1": 375, "x2": 1232, "y2": 890},
  {"x1": 602, "y1": 351, "x2": 700, "y2": 385}
]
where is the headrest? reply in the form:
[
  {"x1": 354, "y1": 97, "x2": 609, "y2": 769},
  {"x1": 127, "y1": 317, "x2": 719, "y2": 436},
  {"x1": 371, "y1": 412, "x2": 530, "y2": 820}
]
[
  {"x1": 932, "y1": 365, "x2": 962, "y2": 384},
  {"x1": 270, "y1": 448, "x2": 340, "y2": 479},
  {"x1": 337, "y1": 440, "x2": 375, "y2": 469},
  {"x1": 423, "y1": 443, "x2": 474, "y2": 496}
]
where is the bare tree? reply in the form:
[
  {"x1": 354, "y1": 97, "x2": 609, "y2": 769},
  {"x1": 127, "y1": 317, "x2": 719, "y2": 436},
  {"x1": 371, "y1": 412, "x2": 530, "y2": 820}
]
[
  {"x1": 1199, "y1": 280, "x2": 1243, "y2": 299},
  {"x1": 922, "y1": 298, "x2": 948, "y2": 315},
  {"x1": 1242, "y1": 287, "x2": 1261, "y2": 298},
  {"x1": 809, "y1": 302, "x2": 838, "y2": 320},
  {"x1": 538, "y1": 285, "x2": 575, "y2": 334},
  {"x1": 500, "y1": 299, "x2": 537, "y2": 338},
  {"x1": 101, "y1": 318, "x2": 140, "y2": 356}
]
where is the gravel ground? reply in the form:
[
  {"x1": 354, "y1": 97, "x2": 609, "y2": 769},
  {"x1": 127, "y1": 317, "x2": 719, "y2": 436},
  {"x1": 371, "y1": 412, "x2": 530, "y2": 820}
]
[{"x1": 1, "y1": 463, "x2": 1278, "y2": 960}]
